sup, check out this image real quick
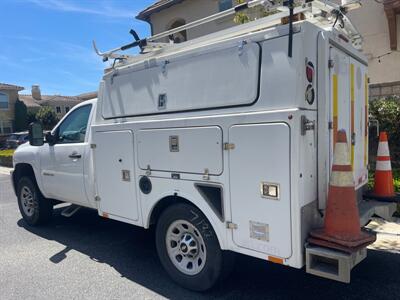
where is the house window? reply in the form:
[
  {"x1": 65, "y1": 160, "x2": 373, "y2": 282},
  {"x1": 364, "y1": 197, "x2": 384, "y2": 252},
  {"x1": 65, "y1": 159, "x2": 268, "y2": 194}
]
[
  {"x1": 167, "y1": 19, "x2": 187, "y2": 43},
  {"x1": 65, "y1": 106, "x2": 70, "y2": 113},
  {"x1": 0, "y1": 120, "x2": 13, "y2": 134},
  {"x1": 0, "y1": 92, "x2": 9, "y2": 110},
  {"x1": 56, "y1": 106, "x2": 61, "y2": 114},
  {"x1": 219, "y1": 0, "x2": 233, "y2": 12}
]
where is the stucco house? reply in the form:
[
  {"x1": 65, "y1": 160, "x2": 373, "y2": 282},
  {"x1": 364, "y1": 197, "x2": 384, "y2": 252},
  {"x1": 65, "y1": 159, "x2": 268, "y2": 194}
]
[
  {"x1": 0, "y1": 83, "x2": 97, "y2": 136},
  {"x1": 136, "y1": 0, "x2": 237, "y2": 43},
  {"x1": 136, "y1": 0, "x2": 400, "y2": 99},
  {"x1": 0, "y1": 83, "x2": 24, "y2": 135},
  {"x1": 19, "y1": 85, "x2": 97, "y2": 118}
]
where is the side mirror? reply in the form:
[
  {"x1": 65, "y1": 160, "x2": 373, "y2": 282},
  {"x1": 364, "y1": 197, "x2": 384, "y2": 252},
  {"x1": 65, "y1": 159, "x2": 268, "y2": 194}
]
[
  {"x1": 28, "y1": 122, "x2": 44, "y2": 146},
  {"x1": 45, "y1": 131, "x2": 57, "y2": 146}
]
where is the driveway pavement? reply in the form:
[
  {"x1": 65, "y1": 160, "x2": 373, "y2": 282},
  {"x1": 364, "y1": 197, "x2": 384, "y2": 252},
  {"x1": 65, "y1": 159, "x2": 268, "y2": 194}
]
[{"x1": 1, "y1": 171, "x2": 399, "y2": 299}]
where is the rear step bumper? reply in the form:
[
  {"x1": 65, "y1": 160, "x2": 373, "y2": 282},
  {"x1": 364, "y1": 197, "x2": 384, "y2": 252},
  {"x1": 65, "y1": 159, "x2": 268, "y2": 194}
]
[{"x1": 306, "y1": 245, "x2": 367, "y2": 283}]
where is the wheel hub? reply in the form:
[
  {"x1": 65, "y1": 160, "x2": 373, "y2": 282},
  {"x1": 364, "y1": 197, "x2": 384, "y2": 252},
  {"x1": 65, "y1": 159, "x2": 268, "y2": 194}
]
[
  {"x1": 20, "y1": 186, "x2": 35, "y2": 217},
  {"x1": 166, "y1": 220, "x2": 207, "y2": 275},
  {"x1": 179, "y1": 233, "x2": 198, "y2": 257}
]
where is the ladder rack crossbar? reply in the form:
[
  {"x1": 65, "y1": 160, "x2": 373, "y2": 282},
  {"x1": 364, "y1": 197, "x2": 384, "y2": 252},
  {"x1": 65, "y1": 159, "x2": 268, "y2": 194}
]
[{"x1": 93, "y1": 0, "x2": 362, "y2": 61}]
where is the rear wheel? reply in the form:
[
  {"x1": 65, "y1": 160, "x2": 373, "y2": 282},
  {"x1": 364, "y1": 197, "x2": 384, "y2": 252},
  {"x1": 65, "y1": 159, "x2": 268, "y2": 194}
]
[
  {"x1": 17, "y1": 176, "x2": 53, "y2": 226},
  {"x1": 156, "y1": 203, "x2": 233, "y2": 291}
]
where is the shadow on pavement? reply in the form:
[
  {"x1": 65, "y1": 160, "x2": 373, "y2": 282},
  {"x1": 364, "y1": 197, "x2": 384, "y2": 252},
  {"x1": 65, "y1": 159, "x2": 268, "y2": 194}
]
[{"x1": 17, "y1": 207, "x2": 400, "y2": 299}]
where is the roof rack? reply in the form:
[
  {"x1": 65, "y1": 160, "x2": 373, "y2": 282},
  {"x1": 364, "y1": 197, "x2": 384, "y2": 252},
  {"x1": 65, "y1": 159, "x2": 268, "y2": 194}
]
[{"x1": 93, "y1": 0, "x2": 362, "y2": 62}]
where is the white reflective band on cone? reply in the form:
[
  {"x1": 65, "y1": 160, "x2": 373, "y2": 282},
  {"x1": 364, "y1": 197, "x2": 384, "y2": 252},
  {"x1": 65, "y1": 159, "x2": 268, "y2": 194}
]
[
  {"x1": 376, "y1": 160, "x2": 392, "y2": 171},
  {"x1": 377, "y1": 142, "x2": 390, "y2": 157},
  {"x1": 330, "y1": 171, "x2": 354, "y2": 187},
  {"x1": 332, "y1": 143, "x2": 351, "y2": 166}
]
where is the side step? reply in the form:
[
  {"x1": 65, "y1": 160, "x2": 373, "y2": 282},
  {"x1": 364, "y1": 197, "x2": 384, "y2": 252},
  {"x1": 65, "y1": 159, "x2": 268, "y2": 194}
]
[
  {"x1": 306, "y1": 245, "x2": 367, "y2": 283},
  {"x1": 61, "y1": 204, "x2": 81, "y2": 218}
]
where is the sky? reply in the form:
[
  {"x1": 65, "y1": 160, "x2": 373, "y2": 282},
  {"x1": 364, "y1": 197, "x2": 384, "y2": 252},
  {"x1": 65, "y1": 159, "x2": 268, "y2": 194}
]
[{"x1": 0, "y1": 0, "x2": 155, "y2": 96}]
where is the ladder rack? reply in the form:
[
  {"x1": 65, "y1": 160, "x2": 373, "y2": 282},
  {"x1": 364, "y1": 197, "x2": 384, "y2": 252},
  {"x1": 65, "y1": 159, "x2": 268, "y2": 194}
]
[{"x1": 93, "y1": 0, "x2": 362, "y2": 62}]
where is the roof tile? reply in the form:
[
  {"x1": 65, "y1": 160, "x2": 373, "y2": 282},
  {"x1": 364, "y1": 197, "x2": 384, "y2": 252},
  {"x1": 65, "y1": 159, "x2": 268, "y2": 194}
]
[
  {"x1": 136, "y1": 0, "x2": 185, "y2": 20},
  {"x1": 0, "y1": 83, "x2": 24, "y2": 91}
]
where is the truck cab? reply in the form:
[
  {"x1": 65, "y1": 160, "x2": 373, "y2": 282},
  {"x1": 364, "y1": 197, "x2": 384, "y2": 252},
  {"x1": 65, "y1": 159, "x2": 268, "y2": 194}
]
[{"x1": 12, "y1": 99, "x2": 97, "y2": 211}]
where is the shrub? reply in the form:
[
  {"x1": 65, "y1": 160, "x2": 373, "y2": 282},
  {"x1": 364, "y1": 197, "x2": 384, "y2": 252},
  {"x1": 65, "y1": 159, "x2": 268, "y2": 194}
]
[
  {"x1": 0, "y1": 149, "x2": 14, "y2": 168},
  {"x1": 14, "y1": 99, "x2": 28, "y2": 132},
  {"x1": 35, "y1": 106, "x2": 59, "y2": 130},
  {"x1": 369, "y1": 97, "x2": 400, "y2": 169},
  {"x1": 27, "y1": 111, "x2": 37, "y2": 124},
  {"x1": 233, "y1": 0, "x2": 277, "y2": 24}
]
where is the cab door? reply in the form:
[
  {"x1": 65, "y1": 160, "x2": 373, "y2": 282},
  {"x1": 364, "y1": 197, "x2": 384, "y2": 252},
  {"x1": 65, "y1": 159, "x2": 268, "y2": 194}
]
[{"x1": 39, "y1": 104, "x2": 93, "y2": 205}]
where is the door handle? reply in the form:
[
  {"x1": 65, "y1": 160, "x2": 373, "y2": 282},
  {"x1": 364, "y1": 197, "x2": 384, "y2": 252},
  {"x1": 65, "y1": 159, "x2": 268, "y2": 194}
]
[{"x1": 69, "y1": 152, "x2": 82, "y2": 159}]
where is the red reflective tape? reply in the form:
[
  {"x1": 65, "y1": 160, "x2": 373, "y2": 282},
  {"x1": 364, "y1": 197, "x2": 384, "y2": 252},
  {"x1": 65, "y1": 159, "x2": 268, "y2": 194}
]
[{"x1": 377, "y1": 156, "x2": 391, "y2": 161}]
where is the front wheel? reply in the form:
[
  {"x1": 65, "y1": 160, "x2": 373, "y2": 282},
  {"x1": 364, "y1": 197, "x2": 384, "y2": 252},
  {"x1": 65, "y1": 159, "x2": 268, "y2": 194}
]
[
  {"x1": 17, "y1": 176, "x2": 53, "y2": 226},
  {"x1": 156, "y1": 203, "x2": 233, "y2": 291}
]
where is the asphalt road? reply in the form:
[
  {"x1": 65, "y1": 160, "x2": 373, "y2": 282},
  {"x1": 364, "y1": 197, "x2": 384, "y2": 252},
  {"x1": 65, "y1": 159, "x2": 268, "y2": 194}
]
[{"x1": 1, "y1": 173, "x2": 399, "y2": 300}]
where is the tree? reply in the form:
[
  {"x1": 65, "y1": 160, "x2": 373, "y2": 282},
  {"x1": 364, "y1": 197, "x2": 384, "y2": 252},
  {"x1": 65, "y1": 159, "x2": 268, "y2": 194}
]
[
  {"x1": 35, "y1": 106, "x2": 59, "y2": 130},
  {"x1": 234, "y1": 0, "x2": 276, "y2": 24},
  {"x1": 14, "y1": 99, "x2": 28, "y2": 132},
  {"x1": 27, "y1": 111, "x2": 37, "y2": 124},
  {"x1": 233, "y1": 0, "x2": 302, "y2": 24}
]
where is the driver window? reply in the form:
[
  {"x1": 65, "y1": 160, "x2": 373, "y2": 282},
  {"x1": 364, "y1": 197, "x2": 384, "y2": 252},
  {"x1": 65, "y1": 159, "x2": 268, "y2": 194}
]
[{"x1": 57, "y1": 104, "x2": 92, "y2": 144}]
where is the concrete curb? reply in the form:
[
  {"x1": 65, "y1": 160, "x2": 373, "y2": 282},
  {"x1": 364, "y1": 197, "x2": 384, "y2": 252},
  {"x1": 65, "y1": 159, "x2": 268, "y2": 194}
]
[
  {"x1": 367, "y1": 217, "x2": 400, "y2": 254},
  {"x1": 0, "y1": 166, "x2": 13, "y2": 175}
]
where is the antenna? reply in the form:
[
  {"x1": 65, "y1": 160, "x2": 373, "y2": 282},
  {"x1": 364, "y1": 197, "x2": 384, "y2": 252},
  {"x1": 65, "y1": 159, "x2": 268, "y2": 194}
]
[{"x1": 287, "y1": 0, "x2": 295, "y2": 57}]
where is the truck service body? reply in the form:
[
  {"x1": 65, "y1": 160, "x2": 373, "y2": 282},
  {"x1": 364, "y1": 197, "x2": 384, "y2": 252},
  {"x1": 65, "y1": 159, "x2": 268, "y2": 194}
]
[{"x1": 12, "y1": 0, "x2": 396, "y2": 290}]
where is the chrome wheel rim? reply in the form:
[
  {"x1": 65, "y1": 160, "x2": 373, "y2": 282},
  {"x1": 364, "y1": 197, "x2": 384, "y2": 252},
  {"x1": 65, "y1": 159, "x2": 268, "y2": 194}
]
[
  {"x1": 20, "y1": 186, "x2": 36, "y2": 217},
  {"x1": 166, "y1": 220, "x2": 207, "y2": 276}
]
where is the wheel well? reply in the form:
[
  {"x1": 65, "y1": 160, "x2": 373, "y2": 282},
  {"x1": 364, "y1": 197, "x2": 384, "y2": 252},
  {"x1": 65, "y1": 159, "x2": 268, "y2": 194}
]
[
  {"x1": 13, "y1": 163, "x2": 37, "y2": 195},
  {"x1": 149, "y1": 195, "x2": 225, "y2": 250},
  {"x1": 149, "y1": 195, "x2": 192, "y2": 227}
]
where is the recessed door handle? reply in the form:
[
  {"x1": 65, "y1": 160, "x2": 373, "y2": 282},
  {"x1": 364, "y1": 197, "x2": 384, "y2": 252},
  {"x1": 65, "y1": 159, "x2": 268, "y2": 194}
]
[{"x1": 69, "y1": 152, "x2": 82, "y2": 159}]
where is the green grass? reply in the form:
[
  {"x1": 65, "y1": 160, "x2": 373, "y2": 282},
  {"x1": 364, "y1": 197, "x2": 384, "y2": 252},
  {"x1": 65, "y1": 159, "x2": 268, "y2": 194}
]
[{"x1": 0, "y1": 149, "x2": 14, "y2": 168}]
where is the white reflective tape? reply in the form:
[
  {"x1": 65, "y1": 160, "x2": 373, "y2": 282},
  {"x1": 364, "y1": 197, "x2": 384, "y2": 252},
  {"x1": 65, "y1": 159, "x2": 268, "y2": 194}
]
[
  {"x1": 333, "y1": 142, "x2": 350, "y2": 166},
  {"x1": 330, "y1": 171, "x2": 354, "y2": 187},
  {"x1": 377, "y1": 142, "x2": 390, "y2": 157},
  {"x1": 376, "y1": 160, "x2": 392, "y2": 171}
]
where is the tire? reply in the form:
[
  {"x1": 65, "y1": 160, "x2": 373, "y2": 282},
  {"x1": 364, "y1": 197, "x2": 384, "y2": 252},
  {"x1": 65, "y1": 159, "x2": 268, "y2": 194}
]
[
  {"x1": 156, "y1": 203, "x2": 233, "y2": 291},
  {"x1": 17, "y1": 176, "x2": 53, "y2": 226}
]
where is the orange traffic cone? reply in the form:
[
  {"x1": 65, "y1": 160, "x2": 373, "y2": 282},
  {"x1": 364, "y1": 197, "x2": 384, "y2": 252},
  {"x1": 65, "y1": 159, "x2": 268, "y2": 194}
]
[
  {"x1": 372, "y1": 132, "x2": 395, "y2": 199},
  {"x1": 309, "y1": 130, "x2": 376, "y2": 253}
]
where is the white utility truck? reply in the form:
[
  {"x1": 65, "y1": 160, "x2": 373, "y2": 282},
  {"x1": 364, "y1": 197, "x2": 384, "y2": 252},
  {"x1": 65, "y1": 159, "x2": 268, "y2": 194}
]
[{"x1": 12, "y1": 0, "x2": 396, "y2": 291}]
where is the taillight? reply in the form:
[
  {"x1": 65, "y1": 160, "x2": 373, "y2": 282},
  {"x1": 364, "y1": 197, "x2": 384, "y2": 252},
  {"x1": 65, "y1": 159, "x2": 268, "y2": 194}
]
[
  {"x1": 305, "y1": 60, "x2": 315, "y2": 105},
  {"x1": 305, "y1": 84, "x2": 315, "y2": 105}
]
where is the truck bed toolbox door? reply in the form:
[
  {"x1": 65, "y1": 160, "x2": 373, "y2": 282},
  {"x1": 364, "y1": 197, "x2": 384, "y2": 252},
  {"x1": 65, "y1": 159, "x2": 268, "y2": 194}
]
[{"x1": 229, "y1": 123, "x2": 292, "y2": 258}]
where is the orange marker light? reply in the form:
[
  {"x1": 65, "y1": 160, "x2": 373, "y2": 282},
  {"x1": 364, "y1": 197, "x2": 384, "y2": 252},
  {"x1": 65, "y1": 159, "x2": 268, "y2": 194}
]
[{"x1": 268, "y1": 256, "x2": 284, "y2": 265}]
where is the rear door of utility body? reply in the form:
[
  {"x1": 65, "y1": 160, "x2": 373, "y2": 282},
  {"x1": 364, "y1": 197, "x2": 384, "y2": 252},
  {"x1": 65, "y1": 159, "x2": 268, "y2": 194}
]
[{"x1": 329, "y1": 46, "x2": 368, "y2": 190}]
